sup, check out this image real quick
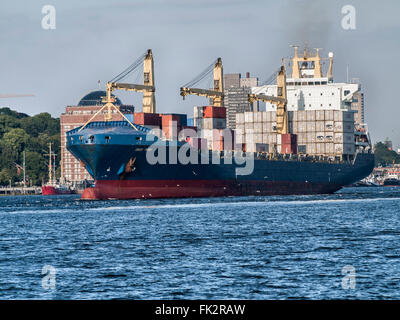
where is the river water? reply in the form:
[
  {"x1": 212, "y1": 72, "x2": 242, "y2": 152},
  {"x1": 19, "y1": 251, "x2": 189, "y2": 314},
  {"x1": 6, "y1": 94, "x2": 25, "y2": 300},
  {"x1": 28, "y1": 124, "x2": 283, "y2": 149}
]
[{"x1": 0, "y1": 187, "x2": 399, "y2": 299}]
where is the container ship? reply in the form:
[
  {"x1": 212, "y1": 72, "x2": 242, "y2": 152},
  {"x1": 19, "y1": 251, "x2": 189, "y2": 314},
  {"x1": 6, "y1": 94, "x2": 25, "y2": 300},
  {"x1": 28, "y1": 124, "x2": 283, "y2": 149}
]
[{"x1": 66, "y1": 48, "x2": 374, "y2": 200}]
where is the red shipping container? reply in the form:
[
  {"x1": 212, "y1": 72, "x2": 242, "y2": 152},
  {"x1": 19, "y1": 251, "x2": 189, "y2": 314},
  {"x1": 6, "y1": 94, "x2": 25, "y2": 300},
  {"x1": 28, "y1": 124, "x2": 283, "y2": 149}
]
[
  {"x1": 134, "y1": 112, "x2": 161, "y2": 126},
  {"x1": 281, "y1": 143, "x2": 297, "y2": 154},
  {"x1": 203, "y1": 106, "x2": 226, "y2": 119},
  {"x1": 281, "y1": 133, "x2": 297, "y2": 145}
]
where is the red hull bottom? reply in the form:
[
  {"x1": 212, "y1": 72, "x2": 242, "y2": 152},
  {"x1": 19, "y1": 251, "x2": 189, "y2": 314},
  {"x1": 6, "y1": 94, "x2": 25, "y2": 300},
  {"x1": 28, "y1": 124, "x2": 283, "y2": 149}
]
[
  {"x1": 41, "y1": 185, "x2": 75, "y2": 195},
  {"x1": 81, "y1": 180, "x2": 342, "y2": 200}
]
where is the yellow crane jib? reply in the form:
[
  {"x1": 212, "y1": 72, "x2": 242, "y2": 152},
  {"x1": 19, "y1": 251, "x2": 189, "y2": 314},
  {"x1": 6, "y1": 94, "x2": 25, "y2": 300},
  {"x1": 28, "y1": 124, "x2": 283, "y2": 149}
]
[
  {"x1": 180, "y1": 57, "x2": 224, "y2": 107},
  {"x1": 248, "y1": 65, "x2": 289, "y2": 134},
  {"x1": 78, "y1": 49, "x2": 157, "y2": 132}
]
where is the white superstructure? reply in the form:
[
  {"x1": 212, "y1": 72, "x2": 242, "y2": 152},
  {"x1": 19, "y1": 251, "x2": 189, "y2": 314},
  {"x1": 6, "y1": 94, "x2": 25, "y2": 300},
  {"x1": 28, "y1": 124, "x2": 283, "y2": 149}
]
[{"x1": 251, "y1": 46, "x2": 360, "y2": 115}]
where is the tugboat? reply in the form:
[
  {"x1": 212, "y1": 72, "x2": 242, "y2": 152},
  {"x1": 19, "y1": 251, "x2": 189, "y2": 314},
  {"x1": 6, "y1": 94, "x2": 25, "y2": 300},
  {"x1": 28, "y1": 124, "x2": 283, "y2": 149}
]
[{"x1": 41, "y1": 143, "x2": 75, "y2": 195}]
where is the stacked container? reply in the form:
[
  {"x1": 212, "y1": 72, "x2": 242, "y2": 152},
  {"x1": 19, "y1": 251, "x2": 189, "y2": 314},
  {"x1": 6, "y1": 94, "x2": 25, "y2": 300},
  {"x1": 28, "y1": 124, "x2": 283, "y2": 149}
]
[
  {"x1": 161, "y1": 113, "x2": 187, "y2": 140},
  {"x1": 235, "y1": 109, "x2": 355, "y2": 156}
]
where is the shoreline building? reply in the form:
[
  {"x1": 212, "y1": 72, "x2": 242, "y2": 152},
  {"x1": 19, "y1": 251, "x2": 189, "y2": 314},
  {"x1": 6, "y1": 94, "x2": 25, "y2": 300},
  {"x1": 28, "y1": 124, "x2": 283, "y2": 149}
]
[
  {"x1": 224, "y1": 72, "x2": 258, "y2": 129},
  {"x1": 60, "y1": 91, "x2": 134, "y2": 184}
]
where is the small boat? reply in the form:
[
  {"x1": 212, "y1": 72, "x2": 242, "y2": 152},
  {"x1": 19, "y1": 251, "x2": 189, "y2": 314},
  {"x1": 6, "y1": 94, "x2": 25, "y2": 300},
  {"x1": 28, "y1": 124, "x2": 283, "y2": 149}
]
[{"x1": 41, "y1": 143, "x2": 75, "y2": 195}]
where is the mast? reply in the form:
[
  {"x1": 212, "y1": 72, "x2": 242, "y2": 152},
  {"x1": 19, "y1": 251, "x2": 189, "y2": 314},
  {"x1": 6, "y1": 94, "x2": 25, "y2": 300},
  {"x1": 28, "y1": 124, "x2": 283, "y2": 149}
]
[
  {"x1": 48, "y1": 143, "x2": 52, "y2": 185},
  {"x1": 23, "y1": 151, "x2": 26, "y2": 193}
]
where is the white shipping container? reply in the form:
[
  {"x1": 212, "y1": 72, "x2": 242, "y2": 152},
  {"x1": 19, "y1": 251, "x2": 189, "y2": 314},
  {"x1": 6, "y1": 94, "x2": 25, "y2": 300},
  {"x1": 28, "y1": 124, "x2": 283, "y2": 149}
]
[
  {"x1": 235, "y1": 132, "x2": 245, "y2": 144},
  {"x1": 307, "y1": 143, "x2": 316, "y2": 154},
  {"x1": 269, "y1": 112, "x2": 276, "y2": 122},
  {"x1": 236, "y1": 113, "x2": 245, "y2": 124},
  {"x1": 316, "y1": 143, "x2": 325, "y2": 154},
  {"x1": 307, "y1": 132, "x2": 316, "y2": 143},
  {"x1": 298, "y1": 122, "x2": 307, "y2": 133},
  {"x1": 262, "y1": 122, "x2": 271, "y2": 133},
  {"x1": 268, "y1": 134, "x2": 277, "y2": 144},
  {"x1": 306, "y1": 121, "x2": 316, "y2": 132},
  {"x1": 325, "y1": 143, "x2": 335, "y2": 154},
  {"x1": 194, "y1": 106, "x2": 205, "y2": 118},
  {"x1": 306, "y1": 110, "x2": 316, "y2": 121},
  {"x1": 262, "y1": 112, "x2": 268, "y2": 122},
  {"x1": 315, "y1": 132, "x2": 325, "y2": 142},
  {"x1": 325, "y1": 133, "x2": 334, "y2": 142},
  {"x1": 292, "y1": 111, "x2": 298, "y2": 122},
  {"x1": 325, "y1": 121, "x2": 334, "y2": 132},
  {"x1": 254, "y1": 123, "x2": 263, "y2": 133},
  {"x1": 297, "y1": 110, "x2": 306, "y2": 121},
  {"x1": 325, "y1": 110, "x2": 334, "y2": 121},
  {"x1": 245, "y1": 128, "x2": 255, "y2": 134},
  {"x1": 262, "y1": 133, "x2": 269, "y2": 144},
  {"x1": 316, "y1": 110, "x2": 325, "y2": 121},
  {"x1": 245, "y1": 112, "x2": 254, "y2": 123},
  {"x1": 277, "y1": 134, "x2": 282, "y2": 145},
  {"x1": 245, "y1": 122, "x2": 254, "y2": 130},
  {"x1": 316, "y1": 121, "x2": 325, "y2": 132},
  {"x1": 297, "y1": 133, "x2": 307, "y2": 144},
  {"x1": 245, "y1": 133, "x2": 255, "y2": 144}
]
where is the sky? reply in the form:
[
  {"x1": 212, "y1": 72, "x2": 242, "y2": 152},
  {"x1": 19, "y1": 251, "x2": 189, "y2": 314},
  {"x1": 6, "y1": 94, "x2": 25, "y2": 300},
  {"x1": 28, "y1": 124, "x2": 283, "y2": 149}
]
[{"x1": 0, "y1": 0, "x2": 399, "y2": 146}]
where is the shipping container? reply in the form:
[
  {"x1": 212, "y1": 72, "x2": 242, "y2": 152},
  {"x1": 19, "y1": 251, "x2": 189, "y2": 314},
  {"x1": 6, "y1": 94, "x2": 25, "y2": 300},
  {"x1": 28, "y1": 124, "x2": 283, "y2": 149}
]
[
  {"x1": 254, "y1": 123, "x2": 263, "y2": 133},
  {"x1": 325, "y1": 110, "x2": 334, "y2": 121},
  {"x1": 316, "y1": 132, "x2": 325, "y2": 142},
  {"x1": 134, "y1": 112, "x2": 161, "y2": 126},
  {"x1": 203, "y1": 106, "x2": 226, "y2": 119},
  {"x1": 202, "y1": 118, "x2": 226, "y2": 129},
  {"x1": 306, "y1": 121, "x2": 316, "y2": 132},
  {"x1": 306, "y1": 110, "x2": 316, "y2": 122},
  {"x1": 281, "y1": 133, "x2": 297, "y2": 145},
  {"x1": 297, "y1": 110, "x2": 306, "y2": 122},
  {"x1": 334, "y1": 132, "x2": 354, "y2": 144},
  {"x1": 316, "y1": 143, "x2": 325, "y2": 155},
  {"x1": 316, "y1": 110, "x2": 325, "y2": 121},
  {"x1": 325, "y1": 121, "x2": 334, "y2": 132},
  {"x1": 334, "y1": 110, "x2": 355, "y2": 122}
]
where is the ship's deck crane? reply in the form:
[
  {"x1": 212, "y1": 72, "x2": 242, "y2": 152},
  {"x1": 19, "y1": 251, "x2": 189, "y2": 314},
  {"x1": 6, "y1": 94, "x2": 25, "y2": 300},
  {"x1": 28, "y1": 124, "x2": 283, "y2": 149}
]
[
  {"x1": 180, "y1": 58, "x2": 224, "y2": 107},
  {"x1": 248, "y1": 65, "x2": 288, "y2": 134},
  {"x1": 79, "y1": 49, "x2": 156, "y2": 132}
]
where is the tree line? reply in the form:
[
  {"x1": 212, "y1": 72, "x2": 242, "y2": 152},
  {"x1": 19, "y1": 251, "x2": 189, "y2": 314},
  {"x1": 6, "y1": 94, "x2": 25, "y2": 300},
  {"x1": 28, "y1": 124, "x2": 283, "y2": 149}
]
[{"x1": 0, "y1": 107, "x2": 60, "y2": 186}]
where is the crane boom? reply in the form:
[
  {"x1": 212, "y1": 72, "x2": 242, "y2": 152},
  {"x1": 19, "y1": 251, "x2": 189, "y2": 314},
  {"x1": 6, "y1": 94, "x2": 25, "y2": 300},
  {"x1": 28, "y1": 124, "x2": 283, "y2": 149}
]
[
  {"x1": 248, "y1": 65, "x2": 288, "y2": 134},
  {"x1": 79, "y1": 49, "x2": 156, "y2": 132},
  {"x1": 180, "y1": 57, "x2": 224, "y2": 107}
]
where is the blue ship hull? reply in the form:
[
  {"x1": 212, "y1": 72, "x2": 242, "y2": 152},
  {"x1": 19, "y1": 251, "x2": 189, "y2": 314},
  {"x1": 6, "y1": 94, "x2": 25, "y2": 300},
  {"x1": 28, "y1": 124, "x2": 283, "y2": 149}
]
[{"x1": 66, "y1": 121, "x2": 375, "y2": 200}]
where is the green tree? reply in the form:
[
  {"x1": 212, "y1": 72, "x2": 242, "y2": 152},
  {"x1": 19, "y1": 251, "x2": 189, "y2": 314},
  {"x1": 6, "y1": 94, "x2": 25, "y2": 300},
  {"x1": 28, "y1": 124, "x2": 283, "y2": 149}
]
[{"x1": 374, "y1": 142, "x2": 400, "y2": 166}]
